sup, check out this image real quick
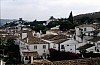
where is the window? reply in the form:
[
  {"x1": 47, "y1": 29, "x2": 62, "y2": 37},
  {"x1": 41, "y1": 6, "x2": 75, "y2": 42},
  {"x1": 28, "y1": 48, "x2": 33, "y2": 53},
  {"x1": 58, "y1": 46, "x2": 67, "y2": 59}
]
[
  {"x1": 34, "y1": 45, "x2": 37, "y2": 49},
  {"x1": 26, "y1": 45, "x2": 29, "y2": 49},
  {"x1": 53, "y1": 44, "x2": 56, "y2": 48},
  {"x1": 84, "y1": 28, "x2": 86, "y2": 31},
  {"x1": 88, "y1": 42, "x2": 91, "y2": 44},
  {"x1": 88, "y1": 33, "x2": 90, "y2": 36},
  {"x1": 61, "y1": 45, "x2": 64, "y2": 49},
  {"x1": 97, "y1": 49, "x2": 99, "y2": 52},
  {"x1": 43, "y1": 45, "x2": 46, "y2": 49},
  {"x1": 25, "y1": 56, "x2": 28, "y2": 60},
  {"x1": 98, "y1": 43, "x2": 100, "y2": 45}
]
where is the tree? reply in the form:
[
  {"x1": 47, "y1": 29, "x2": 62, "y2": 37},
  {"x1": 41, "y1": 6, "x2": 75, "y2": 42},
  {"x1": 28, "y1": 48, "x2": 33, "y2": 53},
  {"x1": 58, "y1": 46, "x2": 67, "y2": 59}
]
[
  {"x1": 6, "y1": 38, "x2": 15, "y2": 46},
  {"x1": 49, "y1": 16, "x2": 55, "y2": 20},
  {"x1": 47, "y1": 21, "x2": 61, "y2": 28},
  {"x1": 59, "y1": 21, "x2": 75, "y2": 31},
  {"x1": 48, "y1": 48, "x2": 81, "y2": 61},
  {"x1": 0, "y1": 37, "x2": 21, "y2": 64},
  {"x1": 32, "y1": 24, "x2": 48, "y2": 34},
  {"x1": 68, "y1": 11, "x2": 73, "y2": 23}
]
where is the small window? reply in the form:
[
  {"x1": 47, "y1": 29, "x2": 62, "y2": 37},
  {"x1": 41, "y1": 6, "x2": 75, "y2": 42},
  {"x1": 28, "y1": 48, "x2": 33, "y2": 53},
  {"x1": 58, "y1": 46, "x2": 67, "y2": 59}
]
[
  {"x1": 61, "y1": 45, "x2": 64, "y2": 49},
  {"x1": 43, "y1": 45, "x2": 46, "y2": 49},
  {"x1": 34, "y1": 45, "x2": 37, "y2": 49},
  {"x1": 53, "y1": 44, "x2": 56, "y2": 48},
  {"x1": 84, "y1": 28, "x2": 86, "y2": 31},
  {"x1": 25, "y1": 56, "x2": 28, "y2": 60},
  {"x1": 70, "y1": 49, "x2": 72, "y2": 50},
  {"x1": 98, "y1": 43, "x2": 100, "y2": 45},
  {"x1": 26, "y1": 45, "x2": 29, "y2": 49},
  {"x1": 88, "y1": 33, "x2": 90, "y2": 36},
  {"x1": 97, "y1": 49, "x2": 99, "y2": 52},
  {"x1": 88, "y1": 42, "x2": 91, "y2": 44}
]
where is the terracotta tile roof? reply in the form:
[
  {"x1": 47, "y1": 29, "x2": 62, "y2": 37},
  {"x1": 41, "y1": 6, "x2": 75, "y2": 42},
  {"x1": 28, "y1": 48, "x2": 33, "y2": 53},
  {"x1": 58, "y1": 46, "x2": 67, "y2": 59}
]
[
  {"x1": 76, "y1": 24, "x2": 100, "y2": 29},
  {"x1": 50, "y1": 29, "x2": 62, "y2": 33},
  {"x1": 88, "y1": 37, "x2": 100, "y2": 42},
  {"x1": 18, "y1": 30, "x2": 30, "y2": 34},
  {"x1": 0, "y1": 36, "x2": 17, "y2": 40},
  {"x1": 33, "y1": 59, "x2": 52, "y2": 65},
  {"x1": 0, "y1": 28, "x2": 6, "y2": 30},
  {"x1": 21, "y1": 35, "x2": 49, "y2": 44},
  {"x1": 8, "y1": 27, "x2": 18, "y2": 30},
  {"x1": 49, "y1": 34, "x2": 68, "y2": 41},
  {"x1": 28, "y1": 36, "x2": 49, "y2": 44},
  {"x1": 42, "y1": 34, "x2": 69, "y2": 44},
  {"x1": 41, "y1": 34, "x2": 57, "y2": 40},
  {"x1": 0, "y1": 31, "x2": 8, "y2": 34},
  {"x1": 21, "y1": 37, "x2": 27, "y2": 43},
  {"x1": 77, "y1": 44, "x2": 95, "y2": 50},
  {"x1": 53, "y1": 39, "x2": 69, "y2": 44},
  {"x1": 23, "y1": 51, "x2": 38, "y2": 56}
]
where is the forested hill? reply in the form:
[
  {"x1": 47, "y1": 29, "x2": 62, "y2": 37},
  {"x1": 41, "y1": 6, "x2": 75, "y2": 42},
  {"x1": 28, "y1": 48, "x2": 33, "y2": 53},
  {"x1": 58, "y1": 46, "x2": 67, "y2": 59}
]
[
  {"x1": 74, "y1": 11, "x2": 100, "y2": 24},
  {"x1": 0, "y1": 19, "x2": 16, "y2": 26}
]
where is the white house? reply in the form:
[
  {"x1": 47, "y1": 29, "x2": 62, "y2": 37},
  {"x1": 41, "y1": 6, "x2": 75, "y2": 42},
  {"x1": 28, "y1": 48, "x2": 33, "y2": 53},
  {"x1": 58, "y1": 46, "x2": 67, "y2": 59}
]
[
  {"x1": 87, "y1": 37, "x2": 100, "y2": 52},
  {"x1": 15, "y1": 31, "x2": 50, "y2": 64},
  {"x1": 75, "y1": 24, "x2": 96, "y2": 43},
  {"x1": 42, "y1": 34, "x2": 80, "y2": 53},
  {"x1": 60, "y1": 39, "x2": 79, "y2": 53},
  {"x1": 75, "y1": 23, "x2": 100, "y2": 53}
]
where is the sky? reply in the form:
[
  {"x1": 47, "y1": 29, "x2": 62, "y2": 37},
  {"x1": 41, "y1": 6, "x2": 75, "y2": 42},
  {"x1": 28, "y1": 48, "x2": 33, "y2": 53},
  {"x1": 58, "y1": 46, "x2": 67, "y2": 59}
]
[{"x1": 1, "y1": 0, "x2": 100, "y2": 21}]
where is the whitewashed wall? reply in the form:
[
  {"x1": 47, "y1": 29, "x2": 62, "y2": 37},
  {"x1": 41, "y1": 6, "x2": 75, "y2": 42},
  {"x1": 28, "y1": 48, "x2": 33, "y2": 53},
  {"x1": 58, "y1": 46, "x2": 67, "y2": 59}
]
[
  {"x1": 61, "y1": 40, "x2": 79, "y2": 53},
  {"x1": 28, "y1": 44, "x2": 49, "y2": 56},
  {"x1": 76, "y1": 36, "x2": 82, "y2": 42},
  {"x1": 97, "y1": 32, "x2": 100, "y2": 36},
  {"x1": 96, "y1": 41, "x2": 100, "y2": 52},
  {"x1": 75, "y1": 27, "x2": 81, "y2": 36},
  {"x1": 46, "y1": 31, "x2": 58, "y2": 35},
  {"x1": 80, "y1": 27, "x2": 95, "y2": 34},
  {"x1": 22, "y1": 33, "x2": 27, "y2": 39}
]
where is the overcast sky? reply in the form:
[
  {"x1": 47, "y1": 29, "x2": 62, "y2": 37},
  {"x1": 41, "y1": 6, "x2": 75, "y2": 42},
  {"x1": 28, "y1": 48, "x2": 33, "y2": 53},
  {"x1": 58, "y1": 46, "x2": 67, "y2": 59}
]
[{"x1": 1, "y1": 0, "x2": 100, "y2": 21}]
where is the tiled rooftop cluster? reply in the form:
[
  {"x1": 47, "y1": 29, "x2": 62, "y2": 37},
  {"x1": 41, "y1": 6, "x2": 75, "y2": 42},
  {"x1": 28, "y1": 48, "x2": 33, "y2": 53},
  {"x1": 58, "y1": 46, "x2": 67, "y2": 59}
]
[{"x1": 19, "y1": 57, "x2": 100, "y2": 65}]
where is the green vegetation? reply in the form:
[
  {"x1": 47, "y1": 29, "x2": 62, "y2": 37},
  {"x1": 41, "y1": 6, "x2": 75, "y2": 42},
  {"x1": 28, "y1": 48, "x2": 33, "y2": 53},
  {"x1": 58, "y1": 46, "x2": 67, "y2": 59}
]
[
  {"x1": 68, "y1": 11, "x2": 73, "y2": 23},
  {"x1": 59, "y1": 21, "x2": 76, "y2": 31},
  {"x1": 31, "y1": 24, "x2": 49, "y2": 34},
  {"x1": 74, "y1": 11, "x2": 100, "y2": 24},
  {"x1": 0, "y1": 37, "x2": 21, "y2": 64},
  {"x1": 48, "y1": 48, "x2": 81, "y2": 61},
  {"x1": 30, "y1": 11, "x2": 77, "y2": 32},
  {"x1": 47, "y1": 21, "x2": 61, "y2": 28}
]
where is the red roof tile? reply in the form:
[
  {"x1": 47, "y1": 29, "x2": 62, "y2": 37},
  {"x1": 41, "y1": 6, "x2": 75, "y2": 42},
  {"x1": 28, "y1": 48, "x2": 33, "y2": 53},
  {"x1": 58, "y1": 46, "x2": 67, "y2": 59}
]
[{"x1": 23, "y1": 51, "x2": 38, "y2": 56}]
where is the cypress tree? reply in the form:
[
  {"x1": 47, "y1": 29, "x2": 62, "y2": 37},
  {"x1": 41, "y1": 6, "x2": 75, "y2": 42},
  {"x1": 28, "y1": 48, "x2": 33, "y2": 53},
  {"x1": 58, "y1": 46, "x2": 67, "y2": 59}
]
[{"x1": 68, "y1": 11, "x2": 73, "y2": 23}]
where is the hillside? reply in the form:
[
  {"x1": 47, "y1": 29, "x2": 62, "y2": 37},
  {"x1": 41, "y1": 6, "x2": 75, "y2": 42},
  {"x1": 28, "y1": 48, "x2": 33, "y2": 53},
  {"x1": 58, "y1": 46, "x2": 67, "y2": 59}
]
[
  {"x1": 0, "y1": 19, "x2": 16, "y2": 26},
  {"x1": 74, "y1": 11, "x2": 100, "y2": 24}
]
